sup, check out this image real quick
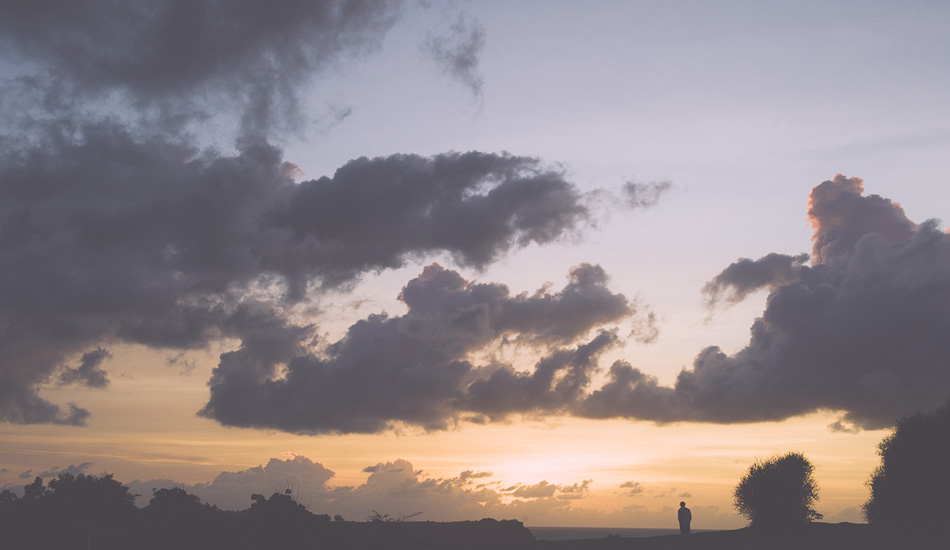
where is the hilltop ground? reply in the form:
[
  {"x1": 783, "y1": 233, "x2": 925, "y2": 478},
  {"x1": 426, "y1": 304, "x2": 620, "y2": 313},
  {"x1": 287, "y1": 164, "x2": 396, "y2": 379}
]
[{"x1": 532, "y1": 523, "x2": 944, "y2": 550}]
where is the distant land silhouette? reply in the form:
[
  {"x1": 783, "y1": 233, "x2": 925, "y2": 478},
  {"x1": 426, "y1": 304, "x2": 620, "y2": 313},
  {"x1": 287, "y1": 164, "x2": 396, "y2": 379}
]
[{"x1": 1, "y1": 473, "x2": 945, "y2": 550}]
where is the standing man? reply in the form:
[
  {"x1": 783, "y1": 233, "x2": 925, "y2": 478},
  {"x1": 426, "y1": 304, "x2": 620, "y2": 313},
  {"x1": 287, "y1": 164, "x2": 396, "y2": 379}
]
[{"x1": 678, "y1": 501, "x2": 692, "y2": 535}]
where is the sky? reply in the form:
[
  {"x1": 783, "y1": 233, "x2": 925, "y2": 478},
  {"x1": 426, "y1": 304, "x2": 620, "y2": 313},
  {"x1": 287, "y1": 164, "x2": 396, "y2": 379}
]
[{"x1": 1, "y1": 0, "x2": 949, "y2": 529}]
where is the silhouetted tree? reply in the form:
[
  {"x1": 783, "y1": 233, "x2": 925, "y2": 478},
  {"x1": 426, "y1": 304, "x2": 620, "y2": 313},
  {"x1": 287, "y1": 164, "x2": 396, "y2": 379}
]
[
  {"x1": 141, "y1": 487, "x2": 221, "y2": 550},
  {"x1": 46, "y1": 473, "x2": 138, "y2": 548},
  {"x1": 0, "y1": 489, "x2": 17, "y2": 506},
  {"x1": 148, "y1": 487, "x2": 202, "y2": 510},
  {"x1": 248, "y1": 489, "x2": 312, "y2": 522},
  {"x1": 863, "y1": 402, "x2": 950, "y2": 534},
  {"x1": 23, "y1": 475, "x2": 47, "y2": 500},
  {"x1": 4, "y1": 473, "x2": 138, "y2": 549},
  {"x1": 734, "y1": 451, "x2": 823, "y2": 530}
]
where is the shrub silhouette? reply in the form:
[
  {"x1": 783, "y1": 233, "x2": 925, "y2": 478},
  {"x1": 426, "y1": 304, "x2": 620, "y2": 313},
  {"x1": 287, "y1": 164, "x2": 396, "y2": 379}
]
[
  {"x1": 863, "y1": 401, "x2": 950, "y2": 534},
  {"x1": 734, "y1": 451, "x2": 823, "y2": 530},
  {"x1": 248, "y1": 489, "x2": 313, "y2": 522}
]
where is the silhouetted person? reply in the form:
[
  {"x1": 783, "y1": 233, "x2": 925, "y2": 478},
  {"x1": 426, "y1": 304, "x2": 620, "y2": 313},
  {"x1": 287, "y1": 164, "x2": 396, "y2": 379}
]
[{"x1": 678, "y1": 501, "x2": 692, "y2": 535}]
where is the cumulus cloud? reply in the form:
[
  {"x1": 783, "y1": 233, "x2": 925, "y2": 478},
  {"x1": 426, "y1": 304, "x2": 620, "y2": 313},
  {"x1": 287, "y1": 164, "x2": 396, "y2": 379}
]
[
  {"x1": 122, "y1": 454, "x2": 721, "y2": 526},
  {"x1": 125, "y1": 456, "x2": 528, "y2": 519},
  {"x1": 580, "y1": 175, "x2": 950, "y2": 430},
  {"x1": 424, "y1": 13, "x2": 485, "y2": 102},
  {"x1": 200, "y1": 264, "x2": 639, "y2": 433},
  {"x1": 0, "y1": 108, "x2": 596, "y2": 426},
  {"x1": 0, "y1": 0, "x2": 659, "y2": 433}
]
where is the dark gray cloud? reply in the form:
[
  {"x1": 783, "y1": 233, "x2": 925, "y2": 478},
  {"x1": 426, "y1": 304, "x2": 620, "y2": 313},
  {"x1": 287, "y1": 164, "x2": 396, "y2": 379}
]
[
  {"x1": 0, "y1": 124, "x2": 592, "y2": 424},
  {"x1": 621, "y1": 180, "x2": 673, "y2": 209},
  {"x1": 0, "y1": 0, "x2": 650, "y2": 432},
  {"x1": 200, "y1": 264, "x2": 637, "y2": 433},
  {"x1": 702, "y1": 252, "x2": 809, "y2": 310},
  {"x1": 0, "y1": 0, "x2": 403, "y2": 138},
  {"x1": 273, "y1": 152, "x2": 590, "y2": 293},
  {"x1": 807, "y1": 174, "x2": 917, "y2": 264},
  {"x1": 580, "y1": 175, "x2": 950, "y2": 430},
  {"x1": 424, "y1": 13, "x2": 485, "y2": 102},
  {"x1": 462, "y1": 330, "x2": 620, "y2": 422},
  {"x1": 58, "y1": 348, "x2": 111, "y2": 388}
]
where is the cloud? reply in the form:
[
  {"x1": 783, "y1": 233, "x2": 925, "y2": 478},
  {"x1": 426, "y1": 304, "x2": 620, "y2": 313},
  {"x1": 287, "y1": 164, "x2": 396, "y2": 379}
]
[
  {"x1": 621, "y1": 180, "x2": 673, "y2": 209},
  {"x1": 165, "y1": 352, "x2": 196, "y2": 374},
  {"x1": 501, "y1": 479, "x2": 591, "y2": 501},
  {"x1": 557, "y1": 480, "x2": 592, "y2": 500},
  {"x1": 36, "y1": 462, "x2": 95, "y2": 478},
  {"x1": 0, "y1": 0, "x2": 403, "y2": 139},
  {"x1": 620, "y1": 481, "x2": 646, "y2": 496},
  {"x1": 424, "y1": 13, "x2": 485, "y2": 102},
  {"x1": 0, "y1": 0, "x2": 658, "y2": 433},
  {"x1": 200, "y1": 263, "x2": 639, "y2": 433},
  {"x1": 271, "y1": 152, "x2": 591, "y2": 292},
  {"x1": 701, "y1": 252, "x2": 809, "y2": 310},
  {"x1": 125, "y1": 455, "x2": 678, "y2": 526},
  {"x1": 580, "y1": 175, "x2": 950, "y2": 430},
  {"x1": 58, "y1": 348, "x2": 111, "y2": 388},
  {"x1": 506, "y1": 481, "x2": 558, "y2": 499},
  {"x1": 125, "y1": 456, "x2": 504, "y2": 519},
  {"x1": 0, "y1": 114, "x2": 595, "y2": 426}
]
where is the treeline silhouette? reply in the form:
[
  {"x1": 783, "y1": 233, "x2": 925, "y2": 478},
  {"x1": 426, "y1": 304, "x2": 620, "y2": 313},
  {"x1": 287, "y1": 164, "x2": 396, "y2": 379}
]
[
  {"x1": 864, "y1": 401, "x2": 950, "y2": 533},
  {"x1": 726, "y1": 402, "x2": 950, "y2": 546},
  {"x1": 0, "y1": 476, "x2": 531, "y2": 550}
]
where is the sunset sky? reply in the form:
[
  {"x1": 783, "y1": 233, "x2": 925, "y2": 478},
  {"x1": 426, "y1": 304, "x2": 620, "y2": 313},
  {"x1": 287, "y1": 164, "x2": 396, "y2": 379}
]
[{"x1": 2, "y1": 1, "x2": 949, "y2": 529}]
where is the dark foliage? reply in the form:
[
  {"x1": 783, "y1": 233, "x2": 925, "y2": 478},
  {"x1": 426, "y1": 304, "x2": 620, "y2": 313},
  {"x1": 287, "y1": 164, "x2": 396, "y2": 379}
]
[
  {"x1": 0, "y1": 474, "x2": 532, "y2": 550},
  {"x1": 733, "y1": 452, "x2": 823, "y2": 530},
  {"x1": 1, "y1": 473, "x2": 138, "y2": 549},
  {"x1": 863, "y1": 401, "x2": 950, "y2": 533}
]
